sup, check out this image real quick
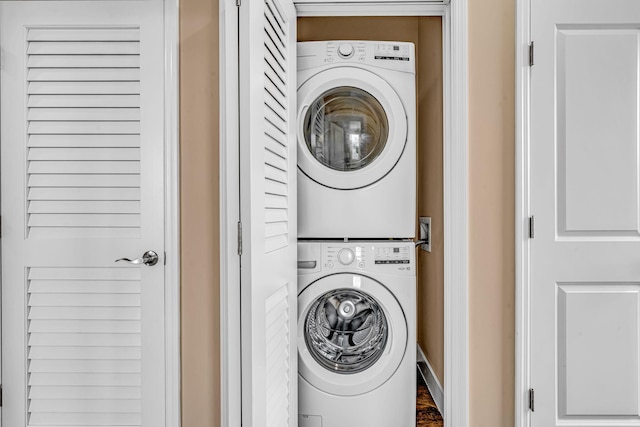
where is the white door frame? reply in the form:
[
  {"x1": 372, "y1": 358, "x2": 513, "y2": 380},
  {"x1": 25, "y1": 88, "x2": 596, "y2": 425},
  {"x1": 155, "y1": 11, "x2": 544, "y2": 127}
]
[
  {"x1": 163, "y1": 0, "x2": 182, "y2": 425},
  {"x1": 219, "y1": 0, "x2": 469, "y2": 425},
  {"x1": 0, "y1": 0, "x2": 181, "y2": 425},
  {"x1": 515, "y1": 0, "x2": 531, "y2": 426}
]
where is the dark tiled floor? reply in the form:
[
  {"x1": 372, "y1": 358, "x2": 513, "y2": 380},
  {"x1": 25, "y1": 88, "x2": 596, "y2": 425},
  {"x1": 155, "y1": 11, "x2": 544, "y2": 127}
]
[{"x1": 416, "y1": 369, "x2": 444, "y2": 427}]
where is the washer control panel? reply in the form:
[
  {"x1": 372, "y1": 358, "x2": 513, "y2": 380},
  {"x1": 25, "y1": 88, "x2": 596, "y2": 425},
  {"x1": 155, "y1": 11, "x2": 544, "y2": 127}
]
[
  {"x1": 297, "y1": 241, "x2": 415, "y2": 275},
  {"x1": 374, "y1": 245, "x2": 411, "y2": 265},
  {"x1": 324, "y1": 245, "x2": 366, "y2": 269}
]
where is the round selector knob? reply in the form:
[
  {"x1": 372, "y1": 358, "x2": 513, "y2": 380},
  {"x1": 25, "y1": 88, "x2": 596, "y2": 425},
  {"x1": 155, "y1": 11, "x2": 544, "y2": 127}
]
[
  {"x1": 337, "y1": 43, "x2": 354, "y2": 58},
  {"x1": 338, "y1": 248, "x2": 355, "y2": 265}
]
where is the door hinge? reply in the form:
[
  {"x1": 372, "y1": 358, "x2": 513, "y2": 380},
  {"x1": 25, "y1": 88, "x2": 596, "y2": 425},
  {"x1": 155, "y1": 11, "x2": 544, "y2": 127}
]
[
  {"x1": 529, "y1": 388, "x2": 535, "y2": 412},
  {"x1": 237, "y1": 221, "x2": 243, "y2": 256},
  {"x1": 529, "y1": 42, "x2": 534, "y2": 66},
  {"x1": 529, "y1": 215, "x2": 535, "y2": 239},
  {"x1": 1, "y1": 384, "x2": 4, "y2": 407}
]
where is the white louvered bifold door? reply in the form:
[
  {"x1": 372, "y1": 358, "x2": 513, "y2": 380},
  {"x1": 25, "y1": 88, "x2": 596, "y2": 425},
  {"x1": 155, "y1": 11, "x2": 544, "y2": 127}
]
[
  {"x1": 0, "y1": 2, "x2": 166, "y2": 426},
  {"x1": 239, "y1": 0, "x2": 297, "y2": 425}
]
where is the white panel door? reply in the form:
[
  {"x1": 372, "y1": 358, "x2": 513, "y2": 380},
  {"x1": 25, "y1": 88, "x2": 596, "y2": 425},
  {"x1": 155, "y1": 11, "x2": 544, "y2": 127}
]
[
  {"x1": 0, "y1": 2, "x2": 166, "y2": 426},
  {"x1": 531, "y1": 1, "x2": 640, "y2": 425},
  {"x1": 239, "y1": 0, "x2": 297, "y2": 425}
]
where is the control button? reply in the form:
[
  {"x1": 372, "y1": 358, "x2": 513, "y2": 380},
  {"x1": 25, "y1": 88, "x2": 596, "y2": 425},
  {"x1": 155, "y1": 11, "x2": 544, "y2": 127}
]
[
  {"x1": 337, "y1": 43, "x2": 354, "y2": 58},
  {"x1": 338, "y1": 248, "x2": 355, "y2": 265},
  {"x1": 326, "y1": 262, "x2": 334, "y2": 268},
  {"x1": 358, "y1": 262, "x2": 365, "y2": 268}
]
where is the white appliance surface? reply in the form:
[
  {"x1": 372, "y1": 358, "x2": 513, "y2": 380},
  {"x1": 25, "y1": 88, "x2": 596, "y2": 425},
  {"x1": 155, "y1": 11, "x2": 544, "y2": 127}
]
[
  {"x1": 297, "y1": 41, "x2": 417, "y2": 239},
  {"x1": 297, "y1": 241, "x2": 416, "y2": 427}
]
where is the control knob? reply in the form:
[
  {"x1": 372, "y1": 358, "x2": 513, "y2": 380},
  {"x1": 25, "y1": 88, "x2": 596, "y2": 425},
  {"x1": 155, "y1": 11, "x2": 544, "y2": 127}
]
[
  {"x1": 338, "y1": 248, "x2": 355, "y2": 265},
  {"x1": 337, "y1": 43, "x2": 354, "y2": 58}
]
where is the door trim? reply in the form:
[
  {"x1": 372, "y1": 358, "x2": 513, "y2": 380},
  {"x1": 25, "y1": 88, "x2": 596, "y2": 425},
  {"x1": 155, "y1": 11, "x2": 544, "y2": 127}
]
[
  {"x1": 220, "y1": 1, "x2": 242, "y2": 426},
  {"x1": 219, "y1": 1, "x2": 469, "y2": 426},
  {"x1": 515, "y1": 0, "x2": 531, "y2": 426},
  {"x1": 164, "y1": 0, "x2": 182, "y2": 425}
]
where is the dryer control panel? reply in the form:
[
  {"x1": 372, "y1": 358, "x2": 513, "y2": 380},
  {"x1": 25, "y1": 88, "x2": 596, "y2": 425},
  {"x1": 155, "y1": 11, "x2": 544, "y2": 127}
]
[
  {"x1": 297, "y1": 40, "x2": 415, "y2": 74},
  {"x1": 297, "y1": 241, "x2": 415, "y2": 276}
]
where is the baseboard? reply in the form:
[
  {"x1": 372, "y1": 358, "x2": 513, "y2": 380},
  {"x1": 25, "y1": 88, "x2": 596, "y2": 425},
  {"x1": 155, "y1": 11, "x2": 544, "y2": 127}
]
[{"x1": 417, "y1": 344, "x2": 444, "y2": 416}]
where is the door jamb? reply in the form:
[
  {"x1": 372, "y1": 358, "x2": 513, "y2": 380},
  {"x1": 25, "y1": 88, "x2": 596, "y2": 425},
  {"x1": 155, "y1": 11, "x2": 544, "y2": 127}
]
[
  {"x1": 515, "y1": 0, "x2": 531, "y2": 426},
  {"x1": 220, "y1": 0, "x2": 242, "y2": 425},
  {"x1": 164, "y1": 0, "x2": 182, "y2": 425},
  {"x1": 219, "y1": 1, "x2": 469, "y2": 426}
]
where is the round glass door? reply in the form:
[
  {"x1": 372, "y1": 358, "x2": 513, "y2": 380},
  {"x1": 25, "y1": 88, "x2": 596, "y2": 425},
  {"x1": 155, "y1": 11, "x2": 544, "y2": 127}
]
[
  {"x1": 297, "y1": 273, "x2": 407, "y2": 396},
  {"x1": 304, "y1": 288, "x2": 388, "y2": 374},
  {"x1": 297, "y1": 67, "x2": 408, "y2": 190},
  {"x1": 303, "y1": 86, "x2": 389, "y2": 172}
]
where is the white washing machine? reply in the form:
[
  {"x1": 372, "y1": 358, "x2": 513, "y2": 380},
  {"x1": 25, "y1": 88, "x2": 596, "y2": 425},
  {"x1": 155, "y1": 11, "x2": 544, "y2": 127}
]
[
  {"x1": 297, "y1": 241, "x2": 416, "y2": 427},
  {"x1": 297, "y1": 41, "x2": 416, "y2": 239}
]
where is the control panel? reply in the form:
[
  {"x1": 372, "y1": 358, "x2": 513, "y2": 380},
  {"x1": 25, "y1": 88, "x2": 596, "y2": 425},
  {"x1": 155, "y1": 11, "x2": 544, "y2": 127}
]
[
  {"x1": 373, "y1": 43, "x2": 411, "y2": 61},
  {"x1": 324, "y1": 245, "x2": 367, "y2": 269},
  {"x1": 324, "y1": 41, "x2": 367, "y2": 63},
  {"x1": 374, "y1": 245, "x2": 411, "y2": 264},
  {"x1": 297, "y1": 41, "x2": 414, "y2": 72},
  {"x1": 298, "y1": 241, "x2": 415, "y2": 275}
]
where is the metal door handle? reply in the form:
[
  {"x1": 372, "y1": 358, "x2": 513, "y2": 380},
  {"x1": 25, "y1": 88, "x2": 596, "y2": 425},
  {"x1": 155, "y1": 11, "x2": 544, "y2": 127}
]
[{"x1": 115, "y1": 250, "x2": 159, "y2": 266}]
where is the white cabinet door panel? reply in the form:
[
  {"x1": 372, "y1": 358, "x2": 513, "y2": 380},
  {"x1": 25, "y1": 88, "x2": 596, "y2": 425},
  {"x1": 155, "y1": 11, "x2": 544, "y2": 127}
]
[{"x1": 239, "y1": 0, "x2": 298, "y2": 425}]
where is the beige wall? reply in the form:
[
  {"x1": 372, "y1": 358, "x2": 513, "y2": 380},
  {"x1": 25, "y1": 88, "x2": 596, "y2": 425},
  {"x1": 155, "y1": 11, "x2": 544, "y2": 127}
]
[
  {"x1": 416, "y1": 18, "x2": 444, "y2": 385},
  {"x1": 297, "y1": 16, "x2": 445, "y2": 385},
  {"x1": 180, "y1": 0, "x2": 220, "y2": 426},
  {"x1": 468, "y1": 0, "x2": 516, "y2": 425},
  {"x1": 180, "y1": 0, "x2": 516, "y2": 425}
]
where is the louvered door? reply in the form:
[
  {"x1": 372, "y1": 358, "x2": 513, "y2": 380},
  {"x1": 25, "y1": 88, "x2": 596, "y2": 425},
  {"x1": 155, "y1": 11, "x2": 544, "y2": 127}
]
[
  {"x1": 239, "y1": 0, "x2": 297, "y2": 425},
  {"x1": 0, "y1": 2, "x2": 166, "y2": 426}
]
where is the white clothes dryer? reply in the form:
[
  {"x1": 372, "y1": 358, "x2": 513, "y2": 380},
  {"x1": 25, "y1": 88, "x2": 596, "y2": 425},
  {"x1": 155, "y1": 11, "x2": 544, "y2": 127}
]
[
  {"x1": 297, "y1": 241, "x2": 416, "y2": 427},
  {"x1": 297, "y1": 41, "x2": 416, "y2": 239}
]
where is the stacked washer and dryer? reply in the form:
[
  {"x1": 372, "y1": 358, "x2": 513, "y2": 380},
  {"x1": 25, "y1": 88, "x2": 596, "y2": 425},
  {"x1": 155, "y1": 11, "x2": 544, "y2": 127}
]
[{"x1": 296, "y1": 40, "x2": 417, "y2": 427}]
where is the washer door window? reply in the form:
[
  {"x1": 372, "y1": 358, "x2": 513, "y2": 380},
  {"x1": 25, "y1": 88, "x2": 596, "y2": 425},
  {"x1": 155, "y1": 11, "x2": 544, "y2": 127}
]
[
  {"x1": 298, "y1": 273, "x2": 407, "y2": 396},
  {"x1": 304, "y1": 288, "x2": 388, "y2": 374},
  {"x1": 297, "y1": 68, "x2": 408, "y2": 190}
]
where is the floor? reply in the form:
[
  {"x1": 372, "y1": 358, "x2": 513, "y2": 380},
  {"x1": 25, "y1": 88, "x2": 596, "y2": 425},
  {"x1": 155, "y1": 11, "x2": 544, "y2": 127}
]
[{"x1": 416, "y1": 369, "x2": 444, "y2": 427}]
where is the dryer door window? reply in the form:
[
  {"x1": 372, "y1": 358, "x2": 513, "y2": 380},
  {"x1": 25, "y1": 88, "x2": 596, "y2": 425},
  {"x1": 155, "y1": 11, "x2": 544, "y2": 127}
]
[
  {"x1": 303, "y1": 86, "x2": 389, "y2": 172},
  {"x1": 296, "y1": 67, "x2": 408, "y2": 190},
  {"x1": 304, "y1": 288, "x2": 388, "y2": 373}
]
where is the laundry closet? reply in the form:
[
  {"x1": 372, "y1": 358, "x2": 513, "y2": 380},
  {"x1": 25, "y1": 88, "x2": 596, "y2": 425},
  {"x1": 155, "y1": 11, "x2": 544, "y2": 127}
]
[
  {"x1": 297, "y1": 15, "x2": 445, "y2": 384},
  {"x1": 292, "y1": 16, "x2": 444, "y2": 427},
  {"x1": 226, "y1": 0, "x2": 462, "y2": 425}
]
